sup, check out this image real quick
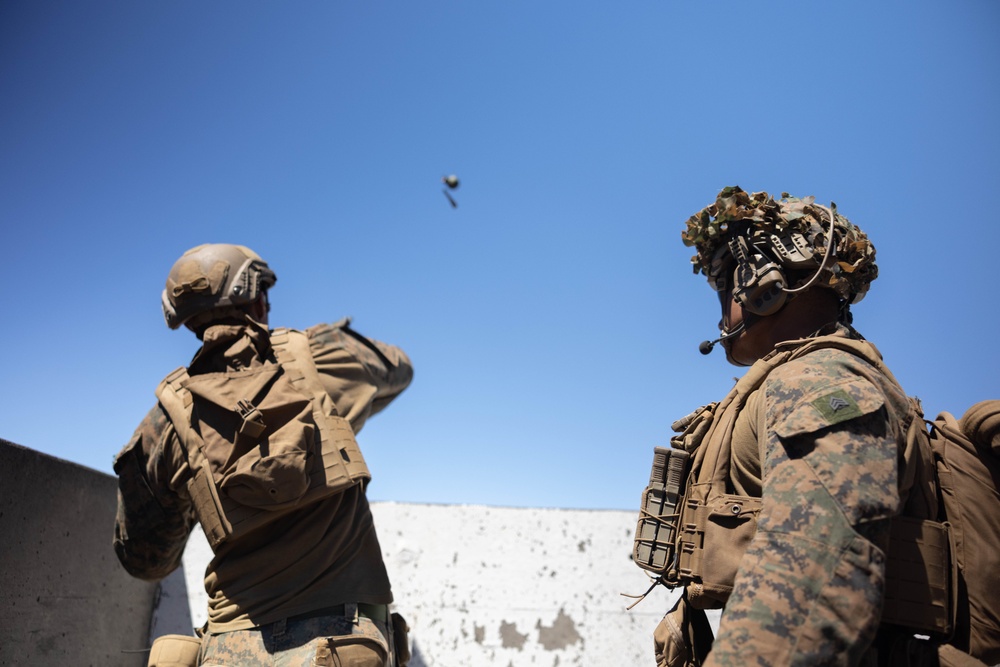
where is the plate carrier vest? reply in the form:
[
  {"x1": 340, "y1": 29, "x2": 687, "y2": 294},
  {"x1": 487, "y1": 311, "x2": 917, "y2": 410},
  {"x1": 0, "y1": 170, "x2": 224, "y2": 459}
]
[
  {"x1": 156, "y1": 327, "x2": 371, "y2": 549},
  {"x1": 634, "y1": 334, "x2": 954, "y2": 639}
]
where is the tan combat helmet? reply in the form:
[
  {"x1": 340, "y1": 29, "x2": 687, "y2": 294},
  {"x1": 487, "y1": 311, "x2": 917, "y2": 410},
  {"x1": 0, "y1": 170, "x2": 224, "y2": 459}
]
[
  {"x1": 681, "y1": 186, "x2": 878, "y2": 317},
  {"x1": 161, "y1": 243, "x2": 277, "y2": 330}
]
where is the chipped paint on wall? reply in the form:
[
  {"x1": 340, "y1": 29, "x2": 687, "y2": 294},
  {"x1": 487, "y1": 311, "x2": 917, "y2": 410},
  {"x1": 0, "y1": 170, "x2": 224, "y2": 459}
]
[{"x1": 163, "y1": 502, "x2": 681, "y2": 666}]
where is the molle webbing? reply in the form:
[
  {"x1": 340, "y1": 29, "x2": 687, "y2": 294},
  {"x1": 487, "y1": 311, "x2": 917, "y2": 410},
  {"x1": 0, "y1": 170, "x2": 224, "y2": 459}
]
[
  {"x1": 156, "y1": 328, "x2": 371, "y2": 549},
  {"x1": 269, "y1": 329, "x2": 371, "y2": 488}
]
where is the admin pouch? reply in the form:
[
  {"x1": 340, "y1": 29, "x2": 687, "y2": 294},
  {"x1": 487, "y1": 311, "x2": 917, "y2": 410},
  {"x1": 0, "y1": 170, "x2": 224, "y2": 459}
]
[{"x1": 156, "y1": 327, "x2": 371, "y2": 549}]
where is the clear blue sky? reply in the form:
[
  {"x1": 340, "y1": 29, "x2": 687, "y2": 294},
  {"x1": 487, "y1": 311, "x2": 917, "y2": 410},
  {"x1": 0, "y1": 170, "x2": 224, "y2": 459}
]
[{"x1": 1, "y1": 1, "x2": 997, "y2": 511}]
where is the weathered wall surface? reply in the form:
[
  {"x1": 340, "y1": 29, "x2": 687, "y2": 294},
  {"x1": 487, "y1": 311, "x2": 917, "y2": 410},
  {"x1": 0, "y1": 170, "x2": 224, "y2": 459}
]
[
  {"x1": 371, "y1": 503, "x2": 680, "y2": 666},
  {"x1": 0, "y1": 439, "x2": 160, "y2": 666},
  {"x1": 0, "y1": 439, "x2": 682, "y2": 666},
  {"x1": 168, "y1": 502, "x2": 682, "y2": 666}
]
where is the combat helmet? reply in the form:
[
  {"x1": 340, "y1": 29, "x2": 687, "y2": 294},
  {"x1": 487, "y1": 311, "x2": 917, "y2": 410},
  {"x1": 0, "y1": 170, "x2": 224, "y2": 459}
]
[
  {"x1": 161, "y1": 243, "x2": 277, "y2": 330},
  {"x1": 681, "y1": 186, "x2": 878, "y2": 317}
]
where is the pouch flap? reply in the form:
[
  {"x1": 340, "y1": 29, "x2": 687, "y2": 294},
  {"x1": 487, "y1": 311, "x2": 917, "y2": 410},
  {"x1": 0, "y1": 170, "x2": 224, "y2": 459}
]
[
  {"x1": 707, "y1": 493, "x2": 761, "y2": 520},
  {"x1": 221, "y1": 449, "x2": 311, "y2": 508},
  {"x1": 775, "y1": 379, "x2": 885, "y2": 440}
]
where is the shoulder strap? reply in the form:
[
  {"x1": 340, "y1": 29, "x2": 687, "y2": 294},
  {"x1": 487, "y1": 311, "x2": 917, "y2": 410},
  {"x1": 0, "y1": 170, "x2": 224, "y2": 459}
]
[
  {"x1": 691, "y1": 346, "x2": 795, "y2": 488},
  {"x1": 155, "y1": 366, "x2": 233, "y2": 545},
  {"x1": 154, "y1": 366, "x2": 203, "y2": 467},
  {"x1": 270, "y1": 327, "x2": 339, "y2": 416},
  {"x1": 270, "y1": 327, "x2": 371, "y2": 487}
]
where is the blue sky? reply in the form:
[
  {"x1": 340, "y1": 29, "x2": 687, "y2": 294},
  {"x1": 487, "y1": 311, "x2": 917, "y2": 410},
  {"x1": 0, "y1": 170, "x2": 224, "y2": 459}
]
[{"x1": 1, "y1": 1, "x2": 997, "y2": 511}]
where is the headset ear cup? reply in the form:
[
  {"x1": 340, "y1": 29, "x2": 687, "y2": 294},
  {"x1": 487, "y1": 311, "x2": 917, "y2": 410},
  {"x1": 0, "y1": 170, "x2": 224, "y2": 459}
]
[{"x1": 733, "y1": 263, "x2": 788, "y2": 316}]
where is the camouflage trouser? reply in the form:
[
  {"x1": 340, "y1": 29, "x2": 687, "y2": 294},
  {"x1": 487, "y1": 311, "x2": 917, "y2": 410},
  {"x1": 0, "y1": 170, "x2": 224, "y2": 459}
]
[{"x1": 199, "y1": 605, "x2": 396, "y2": 667}]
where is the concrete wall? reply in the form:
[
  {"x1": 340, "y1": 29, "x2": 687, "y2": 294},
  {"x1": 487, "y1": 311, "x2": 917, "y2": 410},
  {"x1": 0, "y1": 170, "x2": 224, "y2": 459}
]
[
  {"x1": 1, "y1": 439, "x2": 686, "y2": 666},
  {"x1": 164, "y1": 503, "x2": 683, "y2": 666},
  {"x1": 0, "y1": 439, "x2": 161, "y2": 667},
  {"x1": 370, "y1": 502, "x2": 681, "y2": 666}
]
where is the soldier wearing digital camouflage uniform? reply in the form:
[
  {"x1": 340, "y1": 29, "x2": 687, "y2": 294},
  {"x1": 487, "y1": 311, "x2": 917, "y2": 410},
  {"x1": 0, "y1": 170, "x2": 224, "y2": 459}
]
[
  {"x1": 633, "y1": 187, "x2": 952, "y2": 666},
  {"x1": 113, "y1": 244, "x2": 413, "y2": 667}
]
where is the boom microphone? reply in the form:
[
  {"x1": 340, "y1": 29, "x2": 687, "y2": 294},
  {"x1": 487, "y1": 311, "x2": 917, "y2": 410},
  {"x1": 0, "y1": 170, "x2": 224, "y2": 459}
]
[{"x1": 699, "y1": 322, "x2": 745, "y2": 355}]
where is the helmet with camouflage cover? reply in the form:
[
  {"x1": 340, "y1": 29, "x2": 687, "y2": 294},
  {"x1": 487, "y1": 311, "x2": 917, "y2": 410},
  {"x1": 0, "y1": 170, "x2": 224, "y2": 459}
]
[
  {"x1": 681, "y1": 186, "x2": 878, "y2": 316},
  {"x1": 161, "y1": 244, "x2": 277, "y2": 330}
]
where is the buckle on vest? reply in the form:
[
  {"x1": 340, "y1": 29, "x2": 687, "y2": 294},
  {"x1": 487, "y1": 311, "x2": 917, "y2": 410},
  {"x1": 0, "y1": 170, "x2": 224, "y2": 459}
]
[{"x1": 236, "y1": 399, "x2": 267, "y2": 439}]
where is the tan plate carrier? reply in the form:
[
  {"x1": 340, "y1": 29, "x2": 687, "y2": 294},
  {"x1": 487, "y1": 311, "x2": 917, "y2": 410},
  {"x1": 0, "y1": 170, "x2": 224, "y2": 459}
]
[
  {"x1": 634, "y1": 335, "x2": 954, "y2": 637},
  {"x1": 156, "y1": 328, "x2": 371, "y2": 549}
]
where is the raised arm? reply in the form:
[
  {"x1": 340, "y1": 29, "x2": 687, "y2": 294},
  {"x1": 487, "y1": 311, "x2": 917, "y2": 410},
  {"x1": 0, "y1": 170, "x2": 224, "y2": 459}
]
[{"x1": 306, "y1": 318, "x2": 413, "y2": 433}]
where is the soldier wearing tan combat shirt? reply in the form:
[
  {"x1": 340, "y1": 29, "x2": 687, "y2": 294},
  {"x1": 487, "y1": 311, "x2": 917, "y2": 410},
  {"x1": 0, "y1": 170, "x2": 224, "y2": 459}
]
[{"x1": 113, "y1": 244, "x2": 413, "y2": 667}]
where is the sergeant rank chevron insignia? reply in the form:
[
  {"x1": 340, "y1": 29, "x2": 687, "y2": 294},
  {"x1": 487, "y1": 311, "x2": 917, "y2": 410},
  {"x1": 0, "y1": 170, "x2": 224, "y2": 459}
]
[{"x1": 829, "y1": 396, "x2": 851, "y2": 412}]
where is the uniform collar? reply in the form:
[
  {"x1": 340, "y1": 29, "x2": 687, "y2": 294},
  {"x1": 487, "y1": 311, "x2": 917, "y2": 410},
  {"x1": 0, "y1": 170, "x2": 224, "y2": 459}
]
[{"x1": 190, "y1": 318, "x2": 272, "y2": 374}]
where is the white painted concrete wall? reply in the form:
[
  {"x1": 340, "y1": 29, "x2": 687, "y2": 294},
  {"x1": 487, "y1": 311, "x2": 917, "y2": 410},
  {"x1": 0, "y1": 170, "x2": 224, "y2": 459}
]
[{"x1": 154, "y1": 502, "x2": 682, "y2": 666}]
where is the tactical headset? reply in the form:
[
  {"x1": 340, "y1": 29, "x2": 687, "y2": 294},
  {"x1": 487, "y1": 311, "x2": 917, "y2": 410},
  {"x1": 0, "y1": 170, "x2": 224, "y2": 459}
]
[{"x1": 708, "y1": 205, "x2": 838, "y2": 318}]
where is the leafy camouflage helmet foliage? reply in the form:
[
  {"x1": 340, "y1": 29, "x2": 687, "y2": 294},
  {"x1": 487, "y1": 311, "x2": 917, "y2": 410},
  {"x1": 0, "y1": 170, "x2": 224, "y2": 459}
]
[{"x1": 681, "y1": 186, "x2": 878, "y2": 303}]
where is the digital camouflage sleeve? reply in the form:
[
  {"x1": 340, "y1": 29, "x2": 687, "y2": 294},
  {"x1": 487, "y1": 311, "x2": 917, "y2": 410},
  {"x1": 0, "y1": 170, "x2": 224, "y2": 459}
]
[
  {"x1": 113, "y1": 404, "x2": 196, "y2": 581},
  {"x1": 706, "y1": 350, "x2": 904, "y2": 666}
]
